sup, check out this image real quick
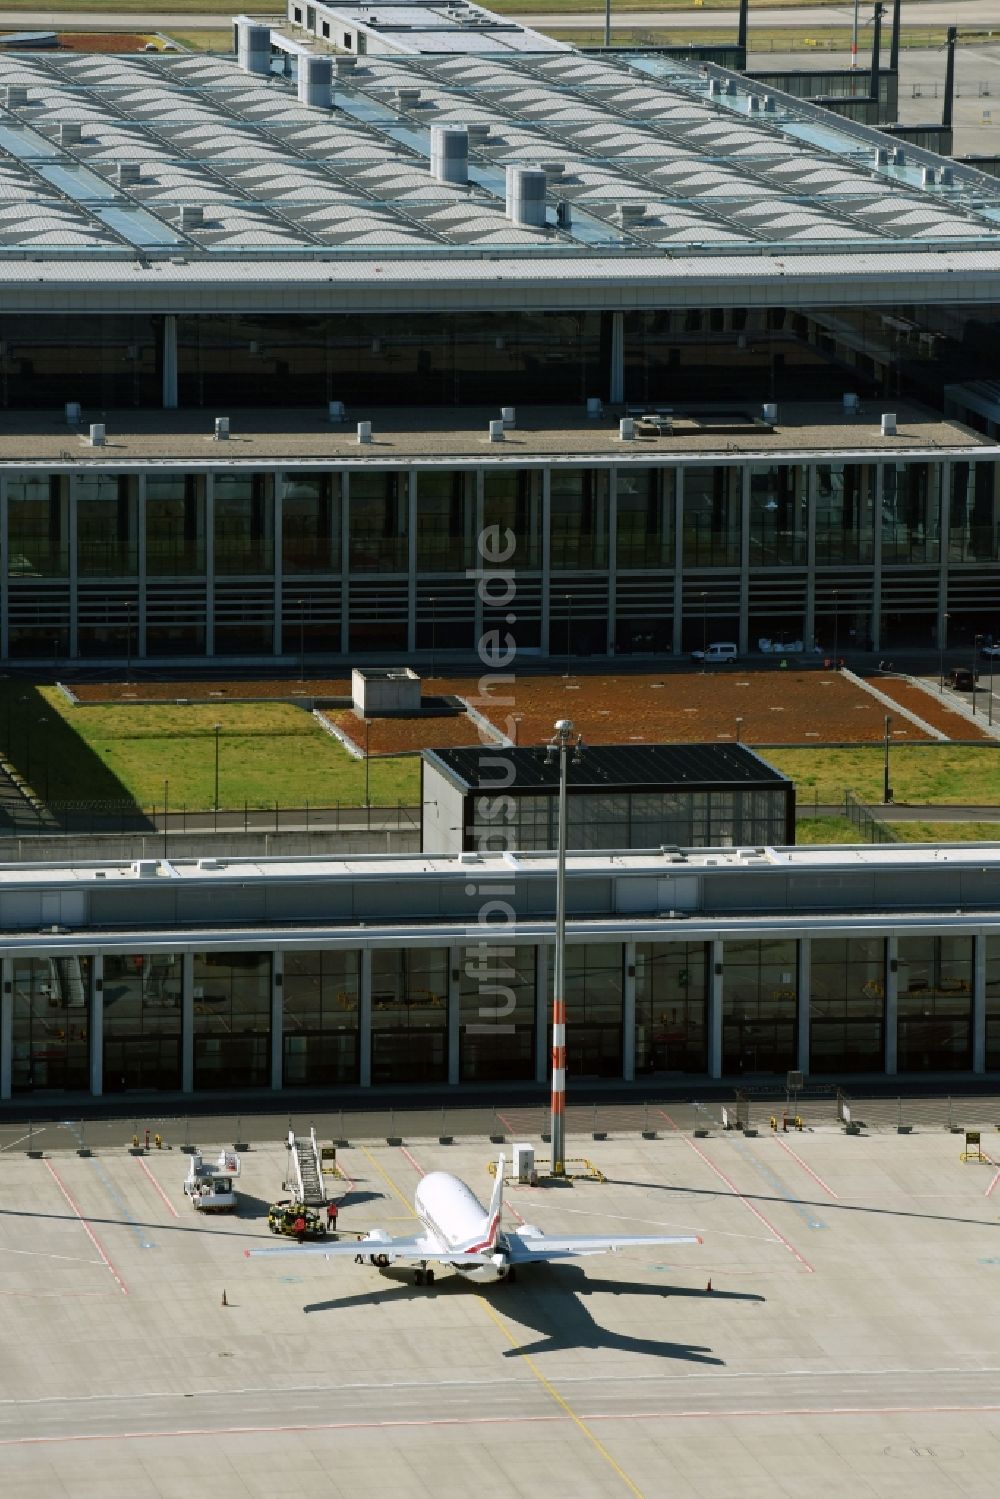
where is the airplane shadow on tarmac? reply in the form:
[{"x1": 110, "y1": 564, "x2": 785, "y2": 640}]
[{"x1": 304, "y1": 1263, "x2": 756, "y2": 1365}]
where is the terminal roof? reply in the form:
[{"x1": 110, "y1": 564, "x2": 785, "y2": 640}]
[{"x1": 0, "y1": 43, "x2": 998, "y2": 288}]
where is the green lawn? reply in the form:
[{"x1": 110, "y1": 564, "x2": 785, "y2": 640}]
[
  {"x1": 10, "y1": 688, "x2": 419, "y2": 810},
  {"x1": 794, "y1": 817, "x2": 864, "y2": 845},
  {"x1": 891, "y1": 821, "x2": 1000, "y2": 844},
  {"x1": 767, "y1": 746, "x2": 1000, "y2": 807},
  {"x1": 165, "y1": 29, "x2": 236, "y2": 49}
]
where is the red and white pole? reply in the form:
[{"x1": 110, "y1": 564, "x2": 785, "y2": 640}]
[{"x1": 549, "y1": 719, "x2": 574, "y2": 1176}]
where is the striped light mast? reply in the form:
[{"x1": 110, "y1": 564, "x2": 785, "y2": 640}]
[{"x1": 546, "y1": 718, "x2": 583, "y2": 1177}]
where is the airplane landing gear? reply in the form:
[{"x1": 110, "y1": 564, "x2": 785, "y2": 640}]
[{"x1": 415, "y1": 1265, "x2": 435, "y2": 1286}]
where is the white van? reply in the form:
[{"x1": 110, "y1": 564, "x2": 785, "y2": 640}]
[{"x1": 690, "y1": 641, "x2": 738, "y2": 664}]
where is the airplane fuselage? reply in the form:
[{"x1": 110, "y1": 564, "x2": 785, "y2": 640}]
[{"x1": 411, "y1": 1170, "x2": 510, "y2": 1284}]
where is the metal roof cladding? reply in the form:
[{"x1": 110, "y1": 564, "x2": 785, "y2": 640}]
[
  {"x1": 0, "y1": 40, "x2": 997, "y2": 271},
  {"x1": 423, "y1": 743, "x2": 790, "y2": 792}
]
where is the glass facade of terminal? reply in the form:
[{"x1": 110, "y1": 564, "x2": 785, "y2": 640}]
[
  {"x1": 2, "y1": 452, "x2": 998, "y2": 662},
  {"x1": 3, "y1": 929, "x2": 996, "y2": 1098}
]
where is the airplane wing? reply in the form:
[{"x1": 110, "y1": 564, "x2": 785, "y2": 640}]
[
  {"x1": 245, "y1": 1234, "x2": 492, "y2": 1267},
  {"x1": 507, "y1": 1231, "x2": 701, "y2": 1263}
]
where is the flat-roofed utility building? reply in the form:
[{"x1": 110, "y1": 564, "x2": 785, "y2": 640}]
[{"x1": 421, "y1": 743, "x2": 795, "y2": 855}]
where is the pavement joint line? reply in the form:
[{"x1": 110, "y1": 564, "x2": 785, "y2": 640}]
[
  {"x1": 359, "y1": 1144, "x2": 419, "y2": 1219},
  {"x1": 43, "y1": 1159, "x2": 128, "y2": 1297},
  {"x1": 772, "y1": 1135, "x2": 840, "y2": 1199},
  {"x1": 986, "y1": 1169, "x2": 1000, "y2": 1198},
  {"x1": 401, "y1": 1140, "x2": 644, "y2": 1499},
  {"x1": 136, "y1": 1156, "x2": 180, "y2": 1219},
  {"x1": 657, "y1": 1109, "x2": 815, "y2": 1273}
]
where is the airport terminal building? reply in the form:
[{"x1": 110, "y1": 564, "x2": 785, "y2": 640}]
[
  {"x1": 0, "y1": 19, "x2": 996, "y2": 660},
  {"x1": 1, "y1": 843, "x2": 999, "y2": 1100}
]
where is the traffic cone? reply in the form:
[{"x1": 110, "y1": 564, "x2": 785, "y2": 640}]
[{"x1": 221, "y1": 1289, "x2": 228, "y2": 1307}]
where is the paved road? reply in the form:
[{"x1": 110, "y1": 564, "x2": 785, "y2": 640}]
[
  {"x1": 3, "y1": 0, "x2": 1000, "y2": 29},
  {"x1": 522, "y1": 2, "x2": 1000, "y2": 27}
]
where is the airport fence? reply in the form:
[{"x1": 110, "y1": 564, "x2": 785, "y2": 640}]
[{"x1": 3, "y1": 1092, "x2": 999, "y2": 1157}]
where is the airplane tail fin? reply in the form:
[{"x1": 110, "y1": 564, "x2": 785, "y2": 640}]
[{"x1": 485, "y1": 1154, "x2": 504, "y2": 1250}]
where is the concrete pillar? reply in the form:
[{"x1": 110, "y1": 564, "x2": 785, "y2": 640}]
[
  {"x1": 406, "y1": 469, "x2": 417, "y2": 655},
  {"x1": 68, "y1": 480, "x2": 78, "y2": 659},
  {"x1": 804, "y1": 466, "x2": 817, "y2": 652},
  {"x1": 182, "y1": 951, "x2": 194, "y2": 1093},
  {"x1": 237, "y1": 19, "x2": 271, "y2": 74},
  {"x1": 797, "y1": 936, "x2": 810, "y2": 1077},
  {"x1": 448, "y1": 944, "x2": 461, "y2": 1085},
  {"x1": 162, "y1": 313, "x2": 178, "y2": 409},
  {"x1": 0, "y1": 957, "x2": 12, "y2": 1101},
  {"x1": 204, "y1": 474, "x2": 215, "y2": 658},
  {"x1": 623, "y1": 940, "x2": 636, "y2": 1082},
  {"x1": 273, "y1": 475, "x2": 283, "y2": 658},
  {"x1": 738, "y1": 466, "x2": 750, "y2": 656},
  {"x1": 607, "y1": 467, "x2": 617, "y2": 656},
  {"x1": 271, "y1": 950, "x2": 283, "y2": 1091},
  {"x1": 938, "y1": 460, "x2": 950, "y2": 651},
  {"x1": 973, "y1": 932, "x2": 986, "y2": 1074},
  {"x1": 708, "y1": 938, "x2": 724, "y2": 1078},
  {"x1": 340, "y1": 472, "x2": 350, "y2": 655},
  {"x1": 885, "y1": 934, "x2": 897, "y2": 1074},
  {"x1": 0, "y1": 479, "x2": 9, "y2": 662},
  {"x1": 540, "y1": 468, "x2": 551, "y2": 658},
  {"x1": 136, "y1": 475, "x2": 147, "y2": 659},
  {"x1": 359, "y1": 947, "x2": 372, "y2": 1087},
  {"x1": 609, "y1": 310, "x2": 624, "y2": 404},
  {"x1": 871, "y1": 464, "x2": 884, "y2": 652},
  {"x1": 90, "y1": 954, "x2": 103, "y2": 1097},
  {"x1": 672, "y1": 468, "x2": 684, "y2": 655}
]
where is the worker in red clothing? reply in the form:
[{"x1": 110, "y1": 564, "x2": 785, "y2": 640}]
[
  {"x1": 326, "y1": 1201, "x2": 339, "y2": 1235},
  {"x1": 294, "y1": 1214, "x2": 306, "y2": 1244}
]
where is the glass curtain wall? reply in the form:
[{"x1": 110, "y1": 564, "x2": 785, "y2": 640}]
[
  {"x1": 882, "y1": 463, "x2": 941, "y2": 563},
  {"x1": 349, "y1": 472, "x2": 408, "y2": 572},
  {"x1": 8, "y1": 475, "x2": 69, "y2": 577},
  {"x1": 145, "y1": 475, "x2": 206, "y2": 576},
  {"x1": 482, "y1": 471, "x2": 541, "y2": 569},
  {"x1": 749, "y1": 465, "x2": 807, "y2": 566},
  {"x1": 949, "y1": 462, "x2": 1000, "y2": 563},
  {"x1": 550, "y1": 943, "x2": 623, "y2": 1077},
  {"x1": 76, "y1": 475, "x2": 138, "y2": 577},
  {"x1": 616, "y1": 469, "x2": 674, "y2": 569},
  {"x1": 282, "y1": 474, "x2": 341, "y2": 575},
  {"x1": 12, "y1": 954, "x2": 91, "y2": 1092},
  {"x1": 282, "y1": 949, "x2": 360, "y2": 1086},
  {"x1": 459, "y1": 944, "x2": 536, "y2": 1081},
  {"x1": 814, "y1": 463, "x2": 876, "y2": 564},
  {"x1": 550, "y1": 469, "x2": 609, "y2": 571},
  {"x1": 896, "y1": 935, "x2": 973, "y2": 1070},
  {"x1": 213, "y1": 474, "x2": 274, "y2": 575},
  {"x1": 986, "y1": 935, "x2": 1000, "y2": 1070},
  {"x1": 192, "y1": 952, "x2": 271, "y2": 1088},
  {"x1": 634, "y1": 942, "x2": 708, "y2": 1073},
  {"x1": 102, "y1": 952, "x2": 182, "y2": 1092},
  {"x1": 682, "y1": 466, "x2": 741, "y2": 566},
  {"x1": 722, "y1": 938, "x2": 797, "y2": 1074},
  {"x1": 370, "y1": 947, "x2": 448, "y2": 1084},
  {"x1": 808, "y1": 937, "x2": 885, "y2": 1073},
  {"x1": 415, "y1": 471, "x2": 475, "y2": 572}
]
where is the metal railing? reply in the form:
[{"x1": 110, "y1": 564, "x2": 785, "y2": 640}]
[
  {"x1": 844, "y1": 789, "x2": 898, "y2": 844},
  {"x1": 0, "y1": 800, "x2": 422, "y2": 838}
]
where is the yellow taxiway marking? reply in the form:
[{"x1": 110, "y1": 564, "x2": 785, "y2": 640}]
[{"x1": 362, "y1": 1145, "x2": 645, "y2": 1499}]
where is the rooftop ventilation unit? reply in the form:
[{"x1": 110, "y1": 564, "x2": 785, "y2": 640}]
[
  {"x1": 117, "y1": 162, "x2": 141, "y2": 187},
  {"x1": 334, "y1": 55, "x2": 357, "y2": 71},
  {"x1": 556, "y1": 199, "x2": 572, "y2": 228},
  {"x1": 236, "y1": 19, "x2": 271, "y2": 75},
  {"x1": 619, "y1": 417, "x2": 635, "y2": 441},
  {"x1": 921, "y1": 166, "x2": 935, "y2": 187},
  {"x1": 357, "y1": 420, "x2": 372, "y2": 444},
  {"x1": 214, "y1": 416, "x2": 230, "y2": 441},
  {"x1": 881, "y1": 412, "x2": 897, "y2": 436},
  {"x1": 747, "y1": 95, "x2": 759, "y2": 112},
  {"x1": 489, "y1": 419, "x2": 504, "y2": 441},
  {"x1": 940, "y1": 165, "x2": 953, "y2": 186},
  {"x1": 4, "y1": 86, "x2": 27, "y2": 108},
  {"x1": 299, "y1": 55, "x2": 332, "y2": 109},
  {"x1": 466, "y1": 123, "x2": 490, "y2": 142},
  {"x1": 539, "y1": 160, "x2": 564, "y2": 178},
  {"x1": 891, "y1": 147, "x2": 905, "y2": 165},
  {"x1": 875, "y1": 146, "x2": 888, "y2": 165},
  {"x1": 843, "y1": 392, "x2": 860, "y2": 414},
  {"x1": 762, "y1": 402, "x2": 778, "y2": 425},
  {"x1": 131, "y1": 859, "x2": 158, "y2": 878},
  {"x1": 59, "y1": 122, "x2": 82, "y2": 145},
  {"x1": 180, "y1": 204, "x2": 204, "y2": 230},
  {"x1": 618, "y1": 203, "x2": 647, "y2": 226},
  {"x1": 506, "y1": 164, "x2": 546, "y2": 228},
  {"x1": 328, "y1": 399, "x2": 346, "y2": 420},
  {"x1": 396, "y1": 87, "x2": 422, "y2": 109},
  {"x1": 586, "y1": 396, "x2": 603, "y2": 418},
  {"x1": 65, "y1": 401, "x2": 81, "y2": 425},
  {"x1": 430, "y1": 125, "x2": 468, "y2": 185},
  {"x1": 89, "y1": 422, "x2": 105, "y2": 447}
]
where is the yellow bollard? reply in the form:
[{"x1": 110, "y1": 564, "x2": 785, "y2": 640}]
[{"x1": 154, "y1": 1134, "x2": 162, "y2": 1150}]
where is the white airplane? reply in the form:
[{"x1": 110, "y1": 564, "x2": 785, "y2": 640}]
[{"x1": 245, "y1": 1154, "x2": 701, "y2": 1286}]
